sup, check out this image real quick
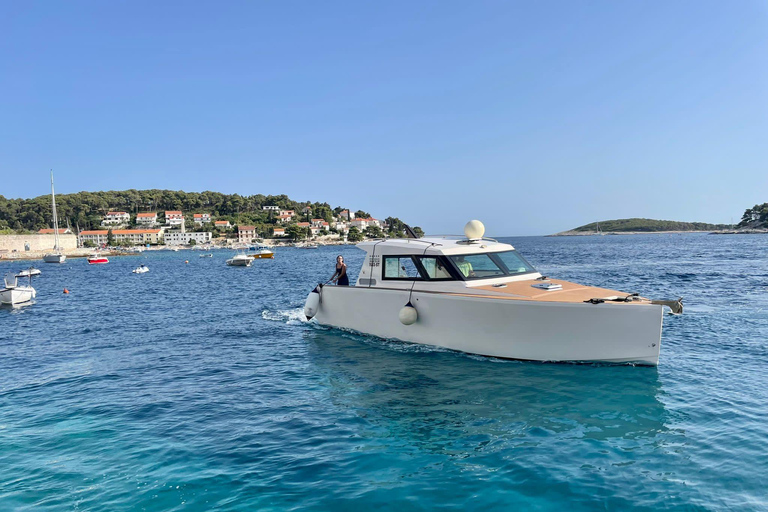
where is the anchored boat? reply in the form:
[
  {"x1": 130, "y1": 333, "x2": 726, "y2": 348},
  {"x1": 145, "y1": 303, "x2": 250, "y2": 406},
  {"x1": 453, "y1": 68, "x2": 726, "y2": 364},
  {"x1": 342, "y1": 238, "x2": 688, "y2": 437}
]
[
  {"x1": 87, "y1": 254, "x2": 109, "y2": 264},
  {"x1": 43, "y1": 171, "x2": 66, "y2": 264},
  {"x1": 226, "y1": 254, "x2": 252, "y2": 267},
  {"x1": 1, "y1": 273, "x2": 36, "y2": 305},
  {"x1": 304, "y1": 221, "x2": 682, "y2": 366}
]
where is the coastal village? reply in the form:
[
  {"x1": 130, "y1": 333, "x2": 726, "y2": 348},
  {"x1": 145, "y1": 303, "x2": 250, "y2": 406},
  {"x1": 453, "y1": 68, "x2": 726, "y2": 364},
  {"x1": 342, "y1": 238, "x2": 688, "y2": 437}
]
[{"x1": 0, "y1": 202, "x2": 402, "y2": 260}]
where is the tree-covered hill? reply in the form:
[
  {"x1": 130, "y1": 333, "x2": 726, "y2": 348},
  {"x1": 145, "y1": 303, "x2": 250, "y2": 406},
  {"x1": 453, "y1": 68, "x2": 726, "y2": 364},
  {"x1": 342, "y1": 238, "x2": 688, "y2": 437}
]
[
  {"x1": 738, "y1": 203, "x2": 768, "y2": 228},
  {"x1": 0, "y1": 189, "x2": 418, "y2": 237},
  {"x1": 563, "y1": 218, "x2": 733, "y2": 234}
]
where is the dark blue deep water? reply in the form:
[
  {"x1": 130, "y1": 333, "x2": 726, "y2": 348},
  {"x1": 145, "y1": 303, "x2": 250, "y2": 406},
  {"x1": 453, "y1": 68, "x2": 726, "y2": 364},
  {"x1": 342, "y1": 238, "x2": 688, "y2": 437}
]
[{"x1": 1, "y1": 234, "x2": 767, "y2": 511}]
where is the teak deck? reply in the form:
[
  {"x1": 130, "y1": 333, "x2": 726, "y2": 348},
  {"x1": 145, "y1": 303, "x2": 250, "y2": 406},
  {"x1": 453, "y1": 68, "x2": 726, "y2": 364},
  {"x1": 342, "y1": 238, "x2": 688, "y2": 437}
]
[{"x1": 455, "y1": 279, "x2": 652, "y2": 305}]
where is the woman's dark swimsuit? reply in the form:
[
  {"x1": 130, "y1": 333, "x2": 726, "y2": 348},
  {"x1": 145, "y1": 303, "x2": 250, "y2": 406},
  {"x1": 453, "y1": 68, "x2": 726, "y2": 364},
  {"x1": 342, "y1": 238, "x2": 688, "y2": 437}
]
[{"x1": 336, "y1": 264, "x2": 349, "y2": 286}]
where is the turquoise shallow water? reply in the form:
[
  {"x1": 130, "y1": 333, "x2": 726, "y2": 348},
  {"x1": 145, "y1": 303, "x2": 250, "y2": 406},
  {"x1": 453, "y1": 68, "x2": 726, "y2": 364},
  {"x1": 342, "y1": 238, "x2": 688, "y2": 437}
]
[{"x1": 1, "y1": 234, "x2": 767, "y2": 511}]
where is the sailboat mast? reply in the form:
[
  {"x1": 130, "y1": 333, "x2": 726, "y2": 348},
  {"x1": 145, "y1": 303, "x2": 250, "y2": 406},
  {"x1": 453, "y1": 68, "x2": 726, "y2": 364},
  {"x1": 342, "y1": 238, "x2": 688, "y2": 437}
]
[{"x1": 51, "y1": 170, "x2": 60, "y2": 250}]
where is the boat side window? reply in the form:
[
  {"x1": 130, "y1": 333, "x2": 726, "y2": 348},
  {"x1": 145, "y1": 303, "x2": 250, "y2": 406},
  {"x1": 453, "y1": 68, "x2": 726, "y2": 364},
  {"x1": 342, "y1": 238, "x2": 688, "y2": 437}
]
[
  {"x1": 383, "y1": 256, "x2": 424, "y2": 280},
  {"x1": 494, "y1": 250, "x2": 537, "y2": 275},
  {"x1": 416, "y1": 256, "x2": 455, "y2": 280}
]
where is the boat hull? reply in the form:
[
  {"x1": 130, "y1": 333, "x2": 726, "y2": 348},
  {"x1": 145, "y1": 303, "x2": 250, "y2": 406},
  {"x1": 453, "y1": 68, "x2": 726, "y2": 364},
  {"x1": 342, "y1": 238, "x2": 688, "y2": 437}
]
[
  {"x1": 313, "y1": 286, "x2": 664, "y2": 365},
  {"x1": 87, "y1": 258, "x2": 109, "y2": 264},
  {"x1": 43, "y1": 254, "x2": 66, "y2": 263},
  {"x1": 226, "y1": 260, "x2": 251, "y2": 267},
  {"x1": 0, "y1": 286, "x2": 36, "y2": 305},
  {"x1": 249, "y1": 253, "x2": 274, "y2": 259}
]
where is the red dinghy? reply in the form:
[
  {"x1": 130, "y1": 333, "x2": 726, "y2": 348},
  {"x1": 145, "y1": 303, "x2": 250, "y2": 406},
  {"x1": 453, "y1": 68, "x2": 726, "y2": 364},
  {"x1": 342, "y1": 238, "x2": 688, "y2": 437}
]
[{"x1": 87, "y1": 254, "x2": 109, "y2": 264}]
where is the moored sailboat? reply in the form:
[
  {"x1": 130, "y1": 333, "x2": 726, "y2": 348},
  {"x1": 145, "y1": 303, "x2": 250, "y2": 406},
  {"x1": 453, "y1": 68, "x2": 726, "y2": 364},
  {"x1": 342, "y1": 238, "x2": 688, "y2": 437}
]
[{"x1": 43, "y1": 171, "x2": 66, "y2": 263}]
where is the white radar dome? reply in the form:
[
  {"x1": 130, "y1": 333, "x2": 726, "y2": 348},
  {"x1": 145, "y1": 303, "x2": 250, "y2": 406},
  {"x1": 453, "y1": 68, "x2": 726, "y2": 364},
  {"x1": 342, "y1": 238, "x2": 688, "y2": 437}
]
[{"x1": 464, "y1": 220, "x2": 485, "y2": 240}]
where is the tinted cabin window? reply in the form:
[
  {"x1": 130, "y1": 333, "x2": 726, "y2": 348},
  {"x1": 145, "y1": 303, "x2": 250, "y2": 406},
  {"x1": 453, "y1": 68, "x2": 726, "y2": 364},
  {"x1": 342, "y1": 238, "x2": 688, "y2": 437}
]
[
  {"x1": 496, "y1": 251, "x2": 536, "y2": 274},
  {"x1": 383, "y1": 256, "x2": 423, "y2": 280},
  {"x1": 417, "y1": 257, "x2": 453, "y2": 280}
]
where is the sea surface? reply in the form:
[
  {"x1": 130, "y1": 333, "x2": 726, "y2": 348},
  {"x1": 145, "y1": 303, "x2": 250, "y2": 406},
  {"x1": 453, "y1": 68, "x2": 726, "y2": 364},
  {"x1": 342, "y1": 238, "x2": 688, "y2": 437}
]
[{"x1": 1, "y1": 234, "x2": 767, "y2": 511}]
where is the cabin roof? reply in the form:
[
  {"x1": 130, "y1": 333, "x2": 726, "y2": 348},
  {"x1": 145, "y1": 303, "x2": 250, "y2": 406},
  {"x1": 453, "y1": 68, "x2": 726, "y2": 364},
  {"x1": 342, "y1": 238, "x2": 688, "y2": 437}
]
[{"x1": 356, "y1": 237, "x2": 515, "y2": 255}]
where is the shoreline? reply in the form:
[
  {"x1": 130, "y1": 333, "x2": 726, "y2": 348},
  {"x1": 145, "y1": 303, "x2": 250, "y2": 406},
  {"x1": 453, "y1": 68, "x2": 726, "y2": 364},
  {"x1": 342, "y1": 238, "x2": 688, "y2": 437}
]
[{"x1": 548, "y1": 229, "x2": 768, "y2": 237}]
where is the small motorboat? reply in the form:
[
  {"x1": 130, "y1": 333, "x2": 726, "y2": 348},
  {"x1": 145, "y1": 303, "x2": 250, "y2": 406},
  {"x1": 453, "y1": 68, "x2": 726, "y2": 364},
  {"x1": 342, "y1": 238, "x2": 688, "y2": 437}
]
[
  {"x1": 249, "y1": 246, "x2": 274, "y2": 259},
  {"x1": 0, "y1": 273, "x2": 36, "y2": 305},
  {"x1": 226, "y1": 254, "x2": 252, "y2": 267},
  {"x1": 16, "y1": 267, "x2": 42, "y2": 278},
  {"x1": 132, "y1": 265, "x2": 149, "y2": 274},
  {"x1": 303, "y1": 220, "x2": 683, "y2": 366},
  {"x1": 87, "y1": 254, "x2": 109, "y2": 264},
  {"x1": 297, "y1": 243, "x2": 319, "y2": 249},
  {"x1": 199, "y1": 253, "x2": 213, "y2": 258}
]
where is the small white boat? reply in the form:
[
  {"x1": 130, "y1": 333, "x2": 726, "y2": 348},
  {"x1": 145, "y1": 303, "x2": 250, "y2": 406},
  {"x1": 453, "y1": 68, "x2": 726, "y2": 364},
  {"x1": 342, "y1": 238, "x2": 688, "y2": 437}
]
[
  {"x1": 199, "y1": 253, "x2": 213, "y2": 258},
  {"x1": 132, "y1": 265, "x2": 149, "y2": 274},
  {"x1": 16, "y1": 267, "x2": 42, "y2": 278},
  {"x1": 297, "y1": 243, "x2": 319, "y2": 249},
  {"x1": 0, "y1": 273, "x2": 36, "y2": 305},
  {"x1": 304, "y1": 220, "x2": 683, "y2": 366},
  {"x1": 226, "y1": 254, "x2": 252, "y2": 267}
]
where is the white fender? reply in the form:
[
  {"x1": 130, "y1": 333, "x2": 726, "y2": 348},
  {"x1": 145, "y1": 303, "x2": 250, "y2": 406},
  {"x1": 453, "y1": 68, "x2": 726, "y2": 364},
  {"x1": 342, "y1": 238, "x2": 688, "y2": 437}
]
[
  {"x1": 304, "y1": 286, "x2": 321, "y2": 320},
  {"x1": 399, "y1": 302, "x2": 418, "y2": 325}
]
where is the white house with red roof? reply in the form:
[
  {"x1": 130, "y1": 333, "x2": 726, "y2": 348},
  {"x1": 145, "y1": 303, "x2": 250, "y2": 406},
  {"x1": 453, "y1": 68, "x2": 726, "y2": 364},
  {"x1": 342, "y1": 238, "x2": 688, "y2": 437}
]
[
  {"x1": 338, "y1": 209, "x2": 353, "y2": 221},
  {"x1": 165, "y1": 211, "x2": 184, "y2": 227},
  {"x1": 278, "y1": 213, "x2": 293, "y2": 223},
  {"x1": 214, "y1": 220, "x2": 231, "y2": 229},
  {"x1": 102, "y1": 211, "x2": 130, "y2": 226},
  {"x1": 279, "y1": 210, "x2": 295, "y2": 217},
  {"x1": 136, "y1": 212, "x2": 158, "y2": 226},
  {"x1": 238, "y1": 225, "x2": 256, "y2": 243},
  {"x1": 349, "y1": 218, "x2": 381, "y2": 230},
  {"x1": 272, "y1": 228, "x2": 286, "y2": 237},
  {"x1": 193, "y1": 213, "x2": 211, "y2": 225}
]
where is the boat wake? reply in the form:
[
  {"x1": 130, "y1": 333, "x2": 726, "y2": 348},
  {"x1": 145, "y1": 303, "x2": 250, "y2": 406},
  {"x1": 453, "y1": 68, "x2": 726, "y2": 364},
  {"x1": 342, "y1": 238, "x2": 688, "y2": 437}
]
[{"x1": 261, "y1": 308, "x2": 309, "y2": 325}]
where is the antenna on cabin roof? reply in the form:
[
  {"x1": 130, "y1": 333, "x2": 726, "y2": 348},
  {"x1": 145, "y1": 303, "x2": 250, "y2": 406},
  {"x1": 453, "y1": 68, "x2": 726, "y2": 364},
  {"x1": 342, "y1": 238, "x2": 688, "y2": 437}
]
[{"x1": 403, "y1": 224, "x2": 418, "y2": 239}]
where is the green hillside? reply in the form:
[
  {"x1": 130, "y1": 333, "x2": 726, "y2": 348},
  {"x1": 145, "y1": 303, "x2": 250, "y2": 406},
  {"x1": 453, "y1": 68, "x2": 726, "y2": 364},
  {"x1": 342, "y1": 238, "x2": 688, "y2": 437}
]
[{"x1": 570, "y1": 218, "x2": 733, "y2": 233}]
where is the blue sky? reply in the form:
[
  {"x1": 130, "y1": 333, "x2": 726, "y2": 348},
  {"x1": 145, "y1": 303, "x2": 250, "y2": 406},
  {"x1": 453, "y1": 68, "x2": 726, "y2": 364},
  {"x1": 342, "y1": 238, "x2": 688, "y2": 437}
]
[{"x1": 1, "y1": 1, "x2": 766, "y2": 235}]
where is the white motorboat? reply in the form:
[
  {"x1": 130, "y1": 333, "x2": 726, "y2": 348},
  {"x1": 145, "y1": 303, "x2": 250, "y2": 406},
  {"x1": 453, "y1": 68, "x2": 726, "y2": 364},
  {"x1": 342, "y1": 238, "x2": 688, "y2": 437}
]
[
  {"x1": 297, "y1": 243, "x2": 319, "y2": 249},
  {"x1": 226, "y1": 254, "x2": 252, "y2": 267},
  {"x1": 132, "y1": 265, "x2": 149, "y2": 274},
  {"x1": 16, "y1": 267, "x2": 42, "y2": 278},
  {"x1": 304, "y1": 220, "x2": 682, "y2": 366},
  {"x1": 0, "y1": 273, "x2": 36, "y2": 305},
  {"x1": 43, "y1": 171, "x2": 66, "y2": 263},
  {"x1": 199, "y1": 253, "x2": 213, "y2": 258}
]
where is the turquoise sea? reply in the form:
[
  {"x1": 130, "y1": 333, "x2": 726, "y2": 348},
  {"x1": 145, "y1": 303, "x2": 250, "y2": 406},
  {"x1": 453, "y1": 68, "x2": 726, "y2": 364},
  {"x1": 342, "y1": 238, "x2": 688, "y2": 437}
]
[{"x1": 1, "y1": 234, "x2": 767, "y2": 511}]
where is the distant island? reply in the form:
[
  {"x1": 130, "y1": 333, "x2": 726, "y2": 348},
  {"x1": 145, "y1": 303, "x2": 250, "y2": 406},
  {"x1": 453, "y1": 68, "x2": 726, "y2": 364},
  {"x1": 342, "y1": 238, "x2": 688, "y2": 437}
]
[
  {"x1": 552, "y1": 218, "x2": 735, "y2": 236},
  {"x1": 553, "y1": 204, "x2": 768, "y2": 235}
]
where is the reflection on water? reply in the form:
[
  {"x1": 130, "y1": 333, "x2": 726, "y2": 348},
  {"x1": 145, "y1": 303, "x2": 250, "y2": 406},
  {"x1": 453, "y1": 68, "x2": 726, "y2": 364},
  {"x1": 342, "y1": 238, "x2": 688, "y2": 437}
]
[{"x1": 303, "y1": 330, "x2": 689, "y2": 509}]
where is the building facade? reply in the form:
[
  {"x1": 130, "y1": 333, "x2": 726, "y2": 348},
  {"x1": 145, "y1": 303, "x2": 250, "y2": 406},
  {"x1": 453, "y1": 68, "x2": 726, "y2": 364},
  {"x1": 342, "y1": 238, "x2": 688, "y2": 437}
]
[
  {"x1": 164, "y1": 231, "x2": 212, "y2": 246},
  {"x1": 193, "y1": 213, "x2": 211, "y2": 225},
  {"x1": 136, "y1": 212, "x2": 158, "y2": 226},
  {"x1": 102, "y1": 212, "x2": 130, "y2": 226},
  {"x1": 165, "y1": 211, "x2": 184, "y2": 226},
  {"x1": 238, "y1": 225, "x2": 256, "y2": 243}
]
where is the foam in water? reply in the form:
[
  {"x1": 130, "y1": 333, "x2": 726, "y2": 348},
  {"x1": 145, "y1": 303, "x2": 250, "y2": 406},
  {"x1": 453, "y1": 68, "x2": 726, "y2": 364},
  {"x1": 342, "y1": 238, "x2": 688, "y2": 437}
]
[{"x1": 261, "y1": 308, "x2": 308, "y2": 325}]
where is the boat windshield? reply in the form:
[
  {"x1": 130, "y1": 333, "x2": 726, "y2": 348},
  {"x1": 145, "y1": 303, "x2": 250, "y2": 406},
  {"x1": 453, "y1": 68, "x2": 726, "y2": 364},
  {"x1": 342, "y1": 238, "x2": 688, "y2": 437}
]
[{"x1": 447, "y1": 250, "x2": 536, "y2": 280}]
